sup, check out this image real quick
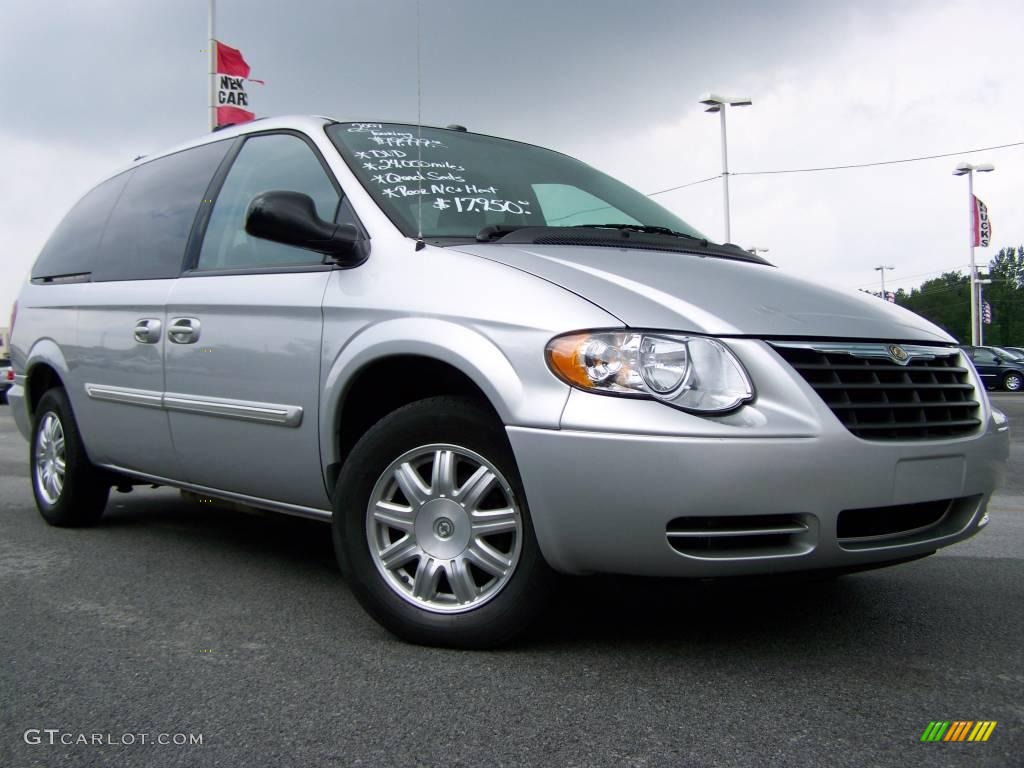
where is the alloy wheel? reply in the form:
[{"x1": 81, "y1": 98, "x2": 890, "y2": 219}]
[
  {"x1": 366, "y1": 443, "x2": 523, "y2": 614},
  {"x1": 35, "y1": 412, "x2": 66, "y2": 505}
]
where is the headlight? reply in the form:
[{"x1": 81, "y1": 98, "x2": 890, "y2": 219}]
[{"x1": 546, "y1": 330, "x2": 753, "y2": 413}]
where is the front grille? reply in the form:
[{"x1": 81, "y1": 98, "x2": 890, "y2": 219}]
[{"x1": 772, "y1": 342, "x2": 981, "y2": 440}]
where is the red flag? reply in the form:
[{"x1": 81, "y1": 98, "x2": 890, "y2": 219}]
[
  {"x1": 214, "y1": 40, "x2": 258, "y2": 127},
  {"x1": 972, "y1": 194, "x2": 992, "y2": 247},
  {"x1": 216, "y1": 105, "x2": 255, "y2": 127},
  {"x1": 216, "y1": 41, "x2": 250, "y2": 78}
]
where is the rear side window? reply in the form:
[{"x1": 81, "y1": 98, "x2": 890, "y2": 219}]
[
  {"x1": 31, "y1": 172, "x2": 132, "y2": 280},
  {"x1": 93, "y1": 140, "x2": 231, "y2": 281}
]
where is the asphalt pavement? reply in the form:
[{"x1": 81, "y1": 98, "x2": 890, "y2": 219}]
[{"x1": 1, "y1": 396, "x2": 1021, "y2": 767}]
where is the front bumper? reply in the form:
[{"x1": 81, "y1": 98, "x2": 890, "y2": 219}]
[
  {"x1": 509, "y1": 423, "x2": 1006, "y2": 576},
  {"x1": 508, "y1": 339, "x2": 1009, "y2": 576}
]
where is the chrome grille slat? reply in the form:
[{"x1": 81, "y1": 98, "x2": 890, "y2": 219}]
[
  {"x1": 813, "y1": 382, "x2": 974, "y2": 391},
  {"x1": 667, "y1": 523, "x2": 808, "y2": 538},
  {"x1": 829, "y1": 401, "x2": 980, "y2": 410},
  {"x1": 771, "y1": 342, "x2": 982, "y2": 440},
  {"x1": 791, "y1": 363, "x2": 971, "y2": 374},
  {"x1": 665, "y1": 514, "x2": 814, "y2": 557}
]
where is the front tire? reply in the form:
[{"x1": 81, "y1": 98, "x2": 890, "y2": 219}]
[
  {"x1": 333, "y1": 396, "x2": 554, "y2": 648},
  {"x1": 1002, "y1": 372, "x2": 1023, "y2": 392},
  {"x1": 30, "y1": 388, "x2": 110, "y2": 527}
]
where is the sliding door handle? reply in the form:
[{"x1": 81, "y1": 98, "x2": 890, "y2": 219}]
[
  {"x1": 133, "y1": 318, "x2": 162, "y2": 344},
  {"x1": 168, "y1": 317, "x2": 201, "y2": 344}
]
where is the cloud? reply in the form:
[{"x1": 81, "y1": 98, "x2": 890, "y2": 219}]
[
  {"x1": 1, "y1": 0, "x2": 1022, "y2": 333},
  {"x1": 560, "y1": 0, "x2": 1024, "y2": 297}
]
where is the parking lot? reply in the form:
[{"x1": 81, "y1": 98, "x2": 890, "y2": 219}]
[{"x1": 1, "y1": 396, "x2": 1021, "y2": 767}]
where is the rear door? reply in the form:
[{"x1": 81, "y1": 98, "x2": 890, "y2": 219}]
[
  {"x1": 71, "y1": 141, "x2": 232, "y2": 476},
  {"x1": 163, "y1": 131, "x2": 352, "y2": 510}
]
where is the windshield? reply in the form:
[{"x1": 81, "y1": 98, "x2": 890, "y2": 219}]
[
  {"x1": 994, "y1": 347, "x2": 1024, "y2": 360},
  {"x1": 327, "y1": 122, "x2": 708, "y2": 241}
]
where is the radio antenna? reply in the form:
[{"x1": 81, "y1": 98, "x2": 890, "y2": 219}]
[{"x1": 414, "y1": 0, "x2": 425, "y2": 251}]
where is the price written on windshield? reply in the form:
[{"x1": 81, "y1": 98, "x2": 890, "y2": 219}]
[{"x1": 432, "y1": 197, "x2": 533, "y2": 215}]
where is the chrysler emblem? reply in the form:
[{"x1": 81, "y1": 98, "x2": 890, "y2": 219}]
[{"x1": 888, "y1": 344, "x2": 909, "y2": 363}]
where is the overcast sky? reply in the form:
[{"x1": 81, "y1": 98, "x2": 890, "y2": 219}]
[{"x1": 2, "y1": 0, "x2": 1022, "y2": 329}]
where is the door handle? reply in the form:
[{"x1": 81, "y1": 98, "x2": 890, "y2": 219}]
[
  {"x1": 133, "y1": 318, "x2": 162, "y2": 344},
  {"x1": 168, "y1": 317, "x2": 201, "y2": 344}
]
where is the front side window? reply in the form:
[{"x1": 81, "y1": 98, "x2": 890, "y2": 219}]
[
  {"x1": 326, "y1": 122, "x2": 706, "y2": 241},
  {"x1": 197, "y1": 133, "x2": 341, "y2": 270}
]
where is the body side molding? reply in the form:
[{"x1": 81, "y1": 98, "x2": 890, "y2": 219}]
[{"x1": 85, "y1": 383, "x2": 303, "y2": 427}]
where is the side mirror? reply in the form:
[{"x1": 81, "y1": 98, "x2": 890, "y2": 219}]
[{"x1": 245, "y1": 191, "x2": 364, "y2": 265}]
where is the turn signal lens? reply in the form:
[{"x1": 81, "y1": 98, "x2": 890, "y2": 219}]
[{"x1": 545, "y1": 330, "x2": 753, "y2": 413}]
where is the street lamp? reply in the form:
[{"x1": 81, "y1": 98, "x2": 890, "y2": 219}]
[
  {"x1": 700, "y1": 93, "x2": 752, "y2": 244},
  {"x1": 874, "y1": 265, "x2": 894, "y2": 301},
  {"x1": 953, "y1": 161, "x2": 995, "y2": 345}
]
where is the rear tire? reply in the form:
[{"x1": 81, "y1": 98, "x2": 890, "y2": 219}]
[
  {"x1": 30, "y1": 388, "x2": 110, "y2": 527},
  {"x1": 333, "y1": 396, "x2": 554, "y2": 648},
  {"x1": 1002, "y1": 372, "x2": 1023, "y2": 392}
]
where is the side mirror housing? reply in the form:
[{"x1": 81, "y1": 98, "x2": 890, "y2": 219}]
[{"x1": 245, "y1": 191, "x2": 366, "y2": 266}]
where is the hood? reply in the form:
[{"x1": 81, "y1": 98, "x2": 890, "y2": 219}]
[{"x1": 453, "y1": 242, "x2": 953, "y2": 342}]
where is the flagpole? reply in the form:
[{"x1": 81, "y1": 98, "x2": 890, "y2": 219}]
[{"x1": 208, "y1": 0, "x2": 216, "y2": 131}]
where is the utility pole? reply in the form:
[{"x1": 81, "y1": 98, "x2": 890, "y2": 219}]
[{"x1": 874, "y1": 265, "x2": 895, "y2": 301}]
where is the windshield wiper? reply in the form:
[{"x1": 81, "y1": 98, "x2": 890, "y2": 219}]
[
  {"x1": 476, "y1": 224, "x2": 534, "y2": 242},
  {"x1": 571, "y1": 224, "x2": 710, "y2": 247}
]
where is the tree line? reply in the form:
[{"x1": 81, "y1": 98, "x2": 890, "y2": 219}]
[{"x1": 871, "y1": 245, "x2": 1024, "y2": 346}]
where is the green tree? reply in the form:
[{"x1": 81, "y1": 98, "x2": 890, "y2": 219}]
[
  {"x1": 982, "y1": 245, "x2": 1024, "y2": 346},
  {"x1": 892, "y1": 245, "x2": 1024, "y2": 346},
  {"x1": 895, "y1": 271, "x2": 971, "y2": 341}
]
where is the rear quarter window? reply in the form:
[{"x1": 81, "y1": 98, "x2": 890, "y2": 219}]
[
  {"x1": 31, "y1": 172, "x2": 132, "y2": 280},
  {"x1": 92, "y1": 140, "x2": 232, "y2": 281}
]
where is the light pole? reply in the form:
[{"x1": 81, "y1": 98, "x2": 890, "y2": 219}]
[
  {"x1": 977, "y1": 276, "x2": 992, "y2": 345},
  {"x1": 953, "y1": 161, "x2": 995, "y2": 345},
  {"x1": 874, "y1": 265, "x2": 894, "y2": 301},
  {"x1": 700, "y1": 94, "x2": 752, "y2": 244}
]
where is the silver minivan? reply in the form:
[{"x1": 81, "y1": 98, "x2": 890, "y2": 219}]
[{"x1": 8, "y1": 117, "x2": 1009, "y2": 647}]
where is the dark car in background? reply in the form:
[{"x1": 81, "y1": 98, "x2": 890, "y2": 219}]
[
  {"x1": 1, "y1": 360, "x2": 13, "y2": 404},
  {"x1": 961, "y1": 346, "x2": 1024, "y2": 391}
]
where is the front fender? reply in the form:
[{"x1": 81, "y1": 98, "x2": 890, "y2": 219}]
[{"x1": 318, "y1": 317, "x2": 571, "y2": 470}]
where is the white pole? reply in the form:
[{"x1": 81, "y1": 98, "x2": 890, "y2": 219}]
[
  {"x1": 208, "y1": 0, "x2": 216, "y2": 132},
  {"x1": 974, "y1": 284, "x2": 983, "y2": 348},
  {"x1": 968, "y1": 170, "x2": 978, "y2": 345},
  {"x1": 719, "y1": 107, "x2": 731, "y2": 243},
  {"x1": 879, "y1": 269, "x2": 887, "y2": 299}
]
